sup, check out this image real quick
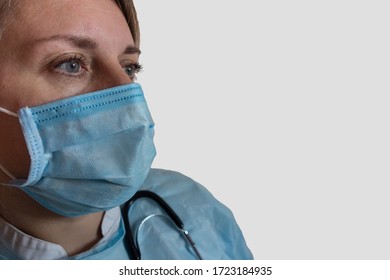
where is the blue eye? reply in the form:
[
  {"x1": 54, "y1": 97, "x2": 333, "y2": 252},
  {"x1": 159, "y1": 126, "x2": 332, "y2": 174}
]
[
  {"x1": 123, "y1": 63, "x2": 142, "y2": 78},
  {"x1": 57, "y1": 60, "x2": 82, "y2": 74},
  {"x1": 52, "y1": 54, "x2": 87, "y2": 77}
]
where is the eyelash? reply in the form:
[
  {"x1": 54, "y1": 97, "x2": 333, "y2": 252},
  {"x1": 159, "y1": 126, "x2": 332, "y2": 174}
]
[
  {"x1": 51, "y1": 54, "x2": 88, "y2": 78},
  {"x1": 51, "y1": 54, "x2": 143, "y2": 79},
  {"x1": 123, "y1": 62, "x2": 143, "y2": 80}
]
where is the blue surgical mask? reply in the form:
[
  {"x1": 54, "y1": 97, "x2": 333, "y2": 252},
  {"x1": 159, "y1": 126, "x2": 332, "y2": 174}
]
[{"x1": 0, "y1": 83, "x2": 156, "y2": 217}]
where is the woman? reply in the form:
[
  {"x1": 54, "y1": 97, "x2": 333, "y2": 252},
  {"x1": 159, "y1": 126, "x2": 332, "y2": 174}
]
[{"x1": 0, "y1": 0, "x2": 252, "y2": 259}]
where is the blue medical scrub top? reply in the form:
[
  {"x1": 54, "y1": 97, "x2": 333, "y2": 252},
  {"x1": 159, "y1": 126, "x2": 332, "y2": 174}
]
[{"x1": 0, "y1": 169, "x2": 253, "y2": 260}]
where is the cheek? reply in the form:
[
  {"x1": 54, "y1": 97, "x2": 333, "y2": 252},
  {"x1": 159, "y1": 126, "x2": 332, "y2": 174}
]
[
  {"x1": 0, "y1": 56, "x2": 39, "y2": 110},
  {"x1": 0, "y1": 76, "x2": 38, "y2": 110},
  {"x1": 0, "y1": 53, "x2": 87, "y2": 110},
  {"x1": 0, "y1": 61, "x2": 20, "y2": 110},
  {"x1": 0, "y1": 115, "x2": 30, "y2": 178},
  {"x1": 0, "y1": 66, "x2": 78, "y2": 110},
  {"x1": 0, "y1": 63, "x2": 41, "y2": 178}
]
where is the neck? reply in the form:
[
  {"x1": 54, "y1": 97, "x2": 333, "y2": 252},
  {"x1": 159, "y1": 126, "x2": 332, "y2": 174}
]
[{"x1": 0, "y1": 182, "x2": 104, "y2": 256}]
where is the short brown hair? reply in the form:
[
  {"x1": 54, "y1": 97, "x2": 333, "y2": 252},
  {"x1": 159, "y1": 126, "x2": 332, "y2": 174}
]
[
  {"x1": 0, "y1": 0, "x2": 19, "y2": 39},
  {"x1": 114, "y1": 0, "x2": 140, "y2": 47}
]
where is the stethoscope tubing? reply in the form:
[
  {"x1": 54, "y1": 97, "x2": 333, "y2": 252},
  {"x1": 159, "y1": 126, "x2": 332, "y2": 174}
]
[{"x1": 122, "y1": 190, "x2": 202, "y2": 260}]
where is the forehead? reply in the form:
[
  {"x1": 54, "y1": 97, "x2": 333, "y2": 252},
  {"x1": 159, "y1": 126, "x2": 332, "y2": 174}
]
[{"x1": 6, "y1": 0, "x2": 133, "y2": 46}]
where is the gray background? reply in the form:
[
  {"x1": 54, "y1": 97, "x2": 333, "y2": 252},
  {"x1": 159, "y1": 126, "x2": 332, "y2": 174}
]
[{"x1": 135, "y1": 0, "x2": 390, "y2": 259}]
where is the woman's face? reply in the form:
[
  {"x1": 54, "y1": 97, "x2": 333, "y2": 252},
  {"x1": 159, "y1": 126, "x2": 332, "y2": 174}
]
[{"x1": 0, "y1": 0, "x2": 140, "y2": 179}]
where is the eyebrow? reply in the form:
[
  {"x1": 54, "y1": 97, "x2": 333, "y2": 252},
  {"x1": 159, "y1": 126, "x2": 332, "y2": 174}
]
[
  {"x1": 123, "y1": 45, "x2": 142, "y2": 55},
  {"x1": 30, "y1": 34, "x2": 141, "y2": 54},
  {"x1": 31, "y1": 35, "x2": 99, "y2": 49}
]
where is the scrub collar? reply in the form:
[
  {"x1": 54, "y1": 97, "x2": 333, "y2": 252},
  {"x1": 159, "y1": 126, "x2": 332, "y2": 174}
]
[{"x1": 0, "y1": 207, "x2": 121, "y2": 260}]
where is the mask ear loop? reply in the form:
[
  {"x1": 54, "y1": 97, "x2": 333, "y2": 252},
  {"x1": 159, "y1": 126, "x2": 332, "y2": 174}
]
[
  {"x1": 0, "y1": 163, "x2": 16, "y2": 180},
  {"x1": 0, "y1": 107, "x2": 18, "y2": 118}
]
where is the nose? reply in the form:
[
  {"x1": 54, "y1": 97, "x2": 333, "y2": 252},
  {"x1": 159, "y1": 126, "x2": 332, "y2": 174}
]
[{"x1": 92, "y1": 60, "x2": 133, "y2": 91}]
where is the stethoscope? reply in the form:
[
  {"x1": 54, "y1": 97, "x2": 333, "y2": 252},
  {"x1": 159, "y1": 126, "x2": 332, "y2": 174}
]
[{"x1": 122, "y1": 190, "x2": 203, "y2": 260}]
